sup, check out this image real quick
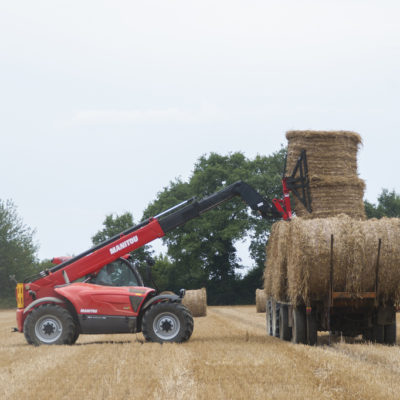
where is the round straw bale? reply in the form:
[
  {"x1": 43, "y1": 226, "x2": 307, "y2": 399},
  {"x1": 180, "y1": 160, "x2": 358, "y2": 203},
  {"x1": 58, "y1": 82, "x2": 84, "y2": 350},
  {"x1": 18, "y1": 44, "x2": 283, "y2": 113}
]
[
  {"x1": 264, "y1": 221, "x2": 291, "y2": 301},
  {"x1": 182, "y1": 288, "x2": 207, "y2": 317},
  {"x1": 286, "y1": 130, "x2": 362, "y2": 177},
  {"x1": 281, "y1": 215, "x2": 400, "y2": 305},
  {"x1": 285, "y1": 131, "x2": 365, "y2": 219},
  {"x1": 295, "y1": 176, "x2": 366, "y2": 220},
  {"x1": 256, "y1": 289, "x2": 267, "y2": 313}
]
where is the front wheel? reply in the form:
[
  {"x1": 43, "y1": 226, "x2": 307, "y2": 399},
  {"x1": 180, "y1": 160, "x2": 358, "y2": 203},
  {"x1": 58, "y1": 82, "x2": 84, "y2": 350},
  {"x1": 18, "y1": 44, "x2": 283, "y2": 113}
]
[
  {"x1": 23, "y1": 304, "x2": 76, "y2": 346},
  {"x1": 142, "y1": 302, "x2": 194, "y2": 343}
]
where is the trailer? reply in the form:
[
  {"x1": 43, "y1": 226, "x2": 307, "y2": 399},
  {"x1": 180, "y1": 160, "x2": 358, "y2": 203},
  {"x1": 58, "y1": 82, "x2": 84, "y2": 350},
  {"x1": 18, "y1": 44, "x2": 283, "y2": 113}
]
[{"x1": 266, "y1": 235, "x2": 397, "y2": 345}]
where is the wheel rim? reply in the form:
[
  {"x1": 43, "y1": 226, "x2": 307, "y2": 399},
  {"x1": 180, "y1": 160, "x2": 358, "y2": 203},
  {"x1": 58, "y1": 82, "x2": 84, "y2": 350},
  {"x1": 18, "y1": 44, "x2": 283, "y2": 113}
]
[
  {"x1": 35, "y1": 315, "x2": 63, "y2": 343},
  {"x1": 153, "y1": 312, "x2": 180, "y2": 340}
]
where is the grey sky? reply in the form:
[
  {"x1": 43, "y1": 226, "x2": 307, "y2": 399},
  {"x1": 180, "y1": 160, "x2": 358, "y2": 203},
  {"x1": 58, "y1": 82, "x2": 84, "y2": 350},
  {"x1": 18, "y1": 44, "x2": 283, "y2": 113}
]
[{"x1": 1, "y1": 1, "x2": 399, "y2": 262}]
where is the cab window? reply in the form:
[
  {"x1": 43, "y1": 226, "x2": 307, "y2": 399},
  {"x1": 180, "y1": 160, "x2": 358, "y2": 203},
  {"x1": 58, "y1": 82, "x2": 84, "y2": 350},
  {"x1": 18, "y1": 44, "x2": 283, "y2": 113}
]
[{"x1": 91, "y1": 260, "x2": 140, "y2": 287}]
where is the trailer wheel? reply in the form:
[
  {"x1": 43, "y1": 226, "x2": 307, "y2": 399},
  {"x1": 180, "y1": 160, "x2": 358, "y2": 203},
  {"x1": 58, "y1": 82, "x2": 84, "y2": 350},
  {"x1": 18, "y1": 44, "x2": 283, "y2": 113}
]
[
  {"x1": 279, "y1": 304, "x2": 292, "y2": 341},
  {"x1": 266, "y1": 299, "x2": 273, "y2": 336},
  {"x1": 384, "y1": 322, "x2": 396, "y2": 345},
  {"x1": 272, "y1": 302, "x2": 280, "y2": 337},
  {"x1": 362, "y1": 329, "x2": 372, "y2": 342},
  {"x1": 142, "y1": 302, "x2": 193, "y2": 343},
  {"x1": 306, "y1": 311, "x2": 318, "y2": 346},
  {"x1": 372, "y1": 324, "x2": 385, "y2": 344},
  {"x1": 292, "y1": 306, "x2": 307, "y2": 344},
  {"x1": 23, "y1": 304, "x2": 76, "y2": 346}
]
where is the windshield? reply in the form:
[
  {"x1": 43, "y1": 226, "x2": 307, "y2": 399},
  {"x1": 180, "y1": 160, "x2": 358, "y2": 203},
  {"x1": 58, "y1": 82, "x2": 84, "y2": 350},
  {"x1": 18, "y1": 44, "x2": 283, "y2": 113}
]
[{"x1": 90, "y1": 259, "x2": 141, "y2": 287}]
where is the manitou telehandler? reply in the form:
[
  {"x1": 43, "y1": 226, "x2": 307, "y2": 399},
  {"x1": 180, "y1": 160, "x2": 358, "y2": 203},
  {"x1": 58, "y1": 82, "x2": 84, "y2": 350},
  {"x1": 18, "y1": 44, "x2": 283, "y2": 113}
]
[{"x1": 15, "y1": 152, "x2": 311, "y2": 345}]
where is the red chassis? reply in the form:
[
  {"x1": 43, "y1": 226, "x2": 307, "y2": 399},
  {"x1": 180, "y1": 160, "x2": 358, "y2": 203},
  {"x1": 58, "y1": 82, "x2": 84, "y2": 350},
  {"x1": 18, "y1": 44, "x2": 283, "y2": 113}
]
[{"x1": 16, "y1": 219, "x2": 165, "y2": 335}]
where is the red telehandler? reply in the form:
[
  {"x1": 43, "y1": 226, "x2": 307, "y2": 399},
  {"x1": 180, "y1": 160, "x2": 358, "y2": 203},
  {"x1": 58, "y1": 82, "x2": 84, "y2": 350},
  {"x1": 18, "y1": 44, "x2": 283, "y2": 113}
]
[{"x1": 15, "y1": 152, "x2": 311, "y2": 345}]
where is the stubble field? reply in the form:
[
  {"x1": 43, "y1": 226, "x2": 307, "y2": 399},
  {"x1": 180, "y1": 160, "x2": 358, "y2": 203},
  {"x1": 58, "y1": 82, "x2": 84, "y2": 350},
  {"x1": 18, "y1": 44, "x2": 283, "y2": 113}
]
[{"x1": 1, "y1": 306, "x2": 400, "y2": 400}]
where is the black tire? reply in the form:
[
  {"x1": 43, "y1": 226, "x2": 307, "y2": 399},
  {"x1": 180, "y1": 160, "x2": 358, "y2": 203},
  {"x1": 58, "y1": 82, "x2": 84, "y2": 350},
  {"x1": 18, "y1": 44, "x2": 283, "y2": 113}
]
[
  {"x1": 362, "y1": 329, "x2": 373, "y2": 342},
  {"x1": 279, "y1": 304, "x2": 292, "y2": 341},
  {"x1": 142, "y1": 302, "x2": 194, "y2": 343},
  {"x1": 384, "y1": 322, "x2": 396, "y2": 345},
  {"x1": 292, "y1": 306, "x2": 307, "y2": 344},
  {"x1": 23, "y1": 304, "x2": 76, "y2": 346},
  {"x1": 306, "y1": 311, "x2": 318, "y2": 346},
  {"x1": 266, "y1": 299, "x2": 273, "y2": 336},
  {"x1": 372, "y1": 324, "x2": 385, "y2": 344},
  {"x1": 70, "y1": 324, "x2": 80, "y2": 344},
  {"x1": 272, "y1": 302, "x2": 280, "y2": 338}
]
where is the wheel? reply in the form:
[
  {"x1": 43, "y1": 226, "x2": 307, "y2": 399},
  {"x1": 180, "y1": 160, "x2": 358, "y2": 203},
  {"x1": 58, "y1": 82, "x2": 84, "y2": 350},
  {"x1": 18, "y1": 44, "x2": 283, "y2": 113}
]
[
  {"x1": 279, "y1": 304, "x2": 292, "y2": 341},
  {"x1": 70, "y1": 323, "x2": 80, "y2": 344},
  {"x1": 142, "y1": 302, "x2": 194, "y2": 343},
  {"x1": 272, "y1": 302, "x2": 280, "y2": 338},
  {"x1": 266, "y1": 299, "x2": 273, "y2": 336},
  {"x1": 384, "y1": 322, "x2": 396, "y2": 345},
  {"x1": 23, "y1": 304, "x2": 76, "y2": 346},
  {"x1": 292, "y1": 306, "x2": 307, "y2": 344},
  {"x1": 306, "y1": 311, "x2": 318, "y2": 346},
  {"x1": 372, "y1": 324, "x2": 385, "y2": 344},
  {"x1": 362, "y1": 329, "x2": 373, "y2": 342}
]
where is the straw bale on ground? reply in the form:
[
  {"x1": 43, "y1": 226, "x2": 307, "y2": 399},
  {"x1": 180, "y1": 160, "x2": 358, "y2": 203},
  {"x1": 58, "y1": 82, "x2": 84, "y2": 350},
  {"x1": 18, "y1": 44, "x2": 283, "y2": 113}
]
[
  {"x1": 255, "y1": 289, "x2": 267, "y2": 313},
  {"x1": 264, "y1": 216, "x2": 400, "y2": 305},
  {"x1": 183, "y1": 288, "x2": 207, "y2": 317},
  {"x1": 285, "y1": 131, "x2": 366, "y2": 220}
]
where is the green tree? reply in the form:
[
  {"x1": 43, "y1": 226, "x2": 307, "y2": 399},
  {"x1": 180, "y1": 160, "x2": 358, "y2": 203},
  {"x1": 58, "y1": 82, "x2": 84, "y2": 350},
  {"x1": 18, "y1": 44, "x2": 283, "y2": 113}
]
[
  {"x1": 365, "y1": 189, "x2": 400, "y2": 219},
  {"x1": 0, "y1": 200, "x2": 38, "y2": 304},
  {"x1": 143, "y1": 150, "x2": 286, "y2": 304}
]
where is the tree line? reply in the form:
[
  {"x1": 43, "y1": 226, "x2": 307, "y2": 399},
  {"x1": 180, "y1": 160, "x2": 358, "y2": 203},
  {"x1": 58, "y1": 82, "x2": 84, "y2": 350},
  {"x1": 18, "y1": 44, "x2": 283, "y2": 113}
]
[{"x1": 1, "y1": 151, "x2": 400, "y2": 306}]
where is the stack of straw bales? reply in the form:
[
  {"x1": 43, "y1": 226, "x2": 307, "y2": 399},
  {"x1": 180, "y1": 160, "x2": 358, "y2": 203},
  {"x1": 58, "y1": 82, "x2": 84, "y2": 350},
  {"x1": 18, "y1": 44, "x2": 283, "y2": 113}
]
[
  {"x1": 256, "y1": 289, "x2": 267, "y2": 312},
  {"x1": 182, "y1": 288, "x2": 207, "y2": 317},
  {"x1": 265, "y1": 215, "x2": 400, "y2": 305},
  {"x1": 264, "y1": 131, "x2": 400, "y2": 306},
  {"x1": 286, "y1": 131, "x2": 366, "y2": 220}
]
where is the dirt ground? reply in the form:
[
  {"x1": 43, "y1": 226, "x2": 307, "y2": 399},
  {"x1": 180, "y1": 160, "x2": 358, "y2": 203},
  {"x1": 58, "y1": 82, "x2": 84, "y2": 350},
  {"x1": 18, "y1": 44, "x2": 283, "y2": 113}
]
[{"x1": 1, "y1": 306, "x2": 400, "y2": 400}]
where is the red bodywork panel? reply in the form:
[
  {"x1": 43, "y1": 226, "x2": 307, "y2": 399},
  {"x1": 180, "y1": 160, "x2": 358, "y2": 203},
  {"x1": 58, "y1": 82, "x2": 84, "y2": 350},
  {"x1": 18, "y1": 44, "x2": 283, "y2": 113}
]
[
  {"x1": 272, "y1": 178, "x2": 293, "y2": 220},
  {"x1": 51, "y1": 256, "x2": 72, "y2": 265},
  {"x1": 55, "y1": 283, "x2": 155, "y2": 317},
  {"x1": 17, "y1": 218, "x2": 165, "y2": 331}
]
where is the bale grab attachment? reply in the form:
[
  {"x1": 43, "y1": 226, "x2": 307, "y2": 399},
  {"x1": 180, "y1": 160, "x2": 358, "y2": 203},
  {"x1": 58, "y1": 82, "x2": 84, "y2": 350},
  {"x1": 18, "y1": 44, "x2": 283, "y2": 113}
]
[{"x1": 273, "y1": 149, "x2": 312, "y2": 220}]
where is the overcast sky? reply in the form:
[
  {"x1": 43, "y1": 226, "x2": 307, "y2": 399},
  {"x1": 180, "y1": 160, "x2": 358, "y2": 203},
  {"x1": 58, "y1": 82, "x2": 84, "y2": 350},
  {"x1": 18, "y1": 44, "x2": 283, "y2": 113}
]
[{"x1": 1, "y1": 1, "x2": 399, "y2": 263}]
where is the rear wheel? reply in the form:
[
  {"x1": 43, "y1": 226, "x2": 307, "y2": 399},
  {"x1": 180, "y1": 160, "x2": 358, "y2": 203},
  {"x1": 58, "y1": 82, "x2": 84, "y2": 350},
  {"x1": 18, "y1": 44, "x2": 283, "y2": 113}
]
[
  {"x1": 142, "y1": 302, "x2": 193, "y2": 343},
  {"x1": 272, "y1": 301, "x2": 280, "y2": 338},
  {"x1": 373, "y1": 324, "x2": 385, "y2": 344},
  {"x1": 266, "y1": 299, "x2": 273, "y2": 336},
  {"x1": 23, "y1": 304, "x2": 76, "y2": 346},
  {"x1": 292, "y1": 306, "x2": 307, "y2": 344},
  {"x1": 279, "y1": 304, "x2": 292, "y2": 341},
  {"x1": 306, "y1": 310, "x2": 318, "y2": 346},
  {"x1": 362, "y1": 328, "x2": 372, "y2": 342},
  {"x1": 384, "y1": 322, "x2": 396, "y2": 345}
]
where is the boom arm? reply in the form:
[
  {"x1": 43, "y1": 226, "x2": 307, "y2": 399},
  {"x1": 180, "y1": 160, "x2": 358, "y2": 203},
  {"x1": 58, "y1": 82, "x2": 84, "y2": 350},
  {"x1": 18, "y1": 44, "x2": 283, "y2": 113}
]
[
  {"x1": 27, "y1": 181, "x2": 280, "y2": 286},
  {"x1": 158, "y1": 181, "x2": 281, "y2": 233}
]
